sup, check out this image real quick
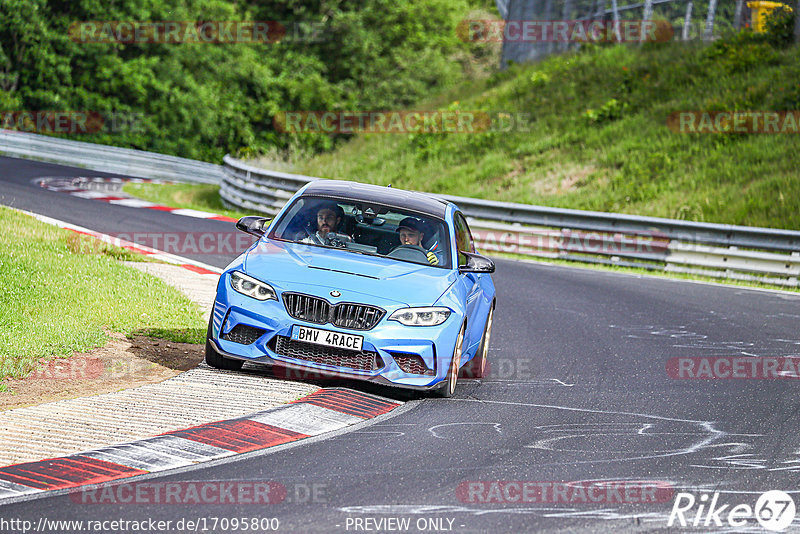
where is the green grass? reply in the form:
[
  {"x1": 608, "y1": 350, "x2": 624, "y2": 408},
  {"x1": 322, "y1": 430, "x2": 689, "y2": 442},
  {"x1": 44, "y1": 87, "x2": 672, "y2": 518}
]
[
  {"x1": 285, "y1": 36, "x2": 800, "y2": 230},
  {"x1": 0, "y1": 207, "x2": 207, "y2": 381},
  {"x1": 122, "y1": 183, "x2": 251, "y2": 220}
]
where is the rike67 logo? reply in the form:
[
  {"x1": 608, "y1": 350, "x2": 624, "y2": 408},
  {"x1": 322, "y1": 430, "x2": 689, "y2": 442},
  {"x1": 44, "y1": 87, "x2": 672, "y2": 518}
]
[{"x1": 668, "y1": 490, "x2": 796, "y2": 532}]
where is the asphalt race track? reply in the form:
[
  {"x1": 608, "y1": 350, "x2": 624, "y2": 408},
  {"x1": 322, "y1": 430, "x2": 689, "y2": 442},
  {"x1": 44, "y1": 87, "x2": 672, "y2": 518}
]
[{"x1": 3, "y1": 155, "x2": 800, "y2": 533}]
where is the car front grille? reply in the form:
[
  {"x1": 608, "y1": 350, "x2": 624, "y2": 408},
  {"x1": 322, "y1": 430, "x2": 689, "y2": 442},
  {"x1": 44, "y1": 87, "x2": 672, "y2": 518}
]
[
  {"x1": 272, "y1": 336, "x2": 383, "y2": 371},
  {"x1": 222, "y1": 324, "x2": 266, "y2": 345},
  {"x1": 332, "y1": 303, "x2": 385, "y2": 330},
  {"x1": 282, "y1": 293, "x2": 331, "y2": 324},
  {"x1": 391, "y1": 353, "x2": 434, "y2": 375},
  {"x1": 282, "y1": 292, "x2": 385, "y2": 331}
]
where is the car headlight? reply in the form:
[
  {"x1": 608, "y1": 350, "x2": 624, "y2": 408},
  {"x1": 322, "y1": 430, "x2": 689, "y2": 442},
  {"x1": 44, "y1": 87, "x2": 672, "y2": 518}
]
[
  {"x1": 388, "y1": 307, "x2": 451, "y2": 326},
  {"x1": 229, "y1": 271, "x2": 276, "y2": 301}
]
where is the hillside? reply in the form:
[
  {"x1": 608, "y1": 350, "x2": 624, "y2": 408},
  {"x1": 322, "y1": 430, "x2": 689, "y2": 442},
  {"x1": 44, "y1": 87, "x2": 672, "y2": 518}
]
[{"x1": 289, "y1": 34, "x2": 800, "y2": 230}]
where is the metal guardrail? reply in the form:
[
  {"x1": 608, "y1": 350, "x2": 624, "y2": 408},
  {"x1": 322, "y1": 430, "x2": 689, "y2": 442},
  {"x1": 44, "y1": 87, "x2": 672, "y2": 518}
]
[
  {"x1": 221, "y1": 155, "x2": 800, "y2": 287},
  {"x1": 2, "y1": 132, "x2": 796, "y2": 287},
  {"x1": 0, "y1": 130, "x2": 224, "y2": 184}
]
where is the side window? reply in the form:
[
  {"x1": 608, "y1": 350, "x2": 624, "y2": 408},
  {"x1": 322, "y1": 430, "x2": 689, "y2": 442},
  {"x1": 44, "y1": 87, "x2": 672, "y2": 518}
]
[
  {"x1": 464, "y1": 218, "x2": 476, "y2": 253},
  {"x1": 453, "y1": 212, "x2": 474, "y2": 265}
]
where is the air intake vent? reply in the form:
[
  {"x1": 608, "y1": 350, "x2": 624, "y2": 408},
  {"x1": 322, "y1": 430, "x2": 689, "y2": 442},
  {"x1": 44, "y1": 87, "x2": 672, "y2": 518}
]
[
  {"x1": 272, "y1": 336, "x2": 383, "y2": 371},
  {"x1": 391, "y1": 353, "x2": 434, "y2": 375},
  {"x1": 221, "y1": 324, "x2": 266, "y2": 345}
]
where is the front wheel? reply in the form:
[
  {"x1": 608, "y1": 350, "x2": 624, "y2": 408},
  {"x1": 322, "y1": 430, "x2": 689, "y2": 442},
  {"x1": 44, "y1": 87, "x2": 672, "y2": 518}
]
[
  {"x1": 435, "y1": 323, "x2": 465, "y2": 398},
  {"x1": 205, "y1": 317, "x2": 244, "y2": 371},
  {"x1": 461, "y1": 303, "x2": 494, "y2": 379}
]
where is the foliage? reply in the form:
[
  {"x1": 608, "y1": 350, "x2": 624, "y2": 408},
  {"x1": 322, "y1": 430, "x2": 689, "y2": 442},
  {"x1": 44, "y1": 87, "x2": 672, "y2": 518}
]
[
  {"x1": 763, "y1": 4, "x2": 796, "y2": 47},
  {"x1": 701, "y1": 32, "x2": 780, "y2": 72},
  {"x1": 0, "y1": 0, "x2": 492, "y2": 162},
  {"x1": 583, "y1": 98, "x2": 628, "y2": 124}
]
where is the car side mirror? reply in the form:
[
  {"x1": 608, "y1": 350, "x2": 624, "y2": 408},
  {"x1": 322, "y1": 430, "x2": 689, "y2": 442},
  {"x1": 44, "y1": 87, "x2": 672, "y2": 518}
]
[
  {"x1": 236, "y1": 216, "x2": 270, "y2": 237},
  {"x1": 458, "y1": 252, "x2": 495, "y2": 273}
]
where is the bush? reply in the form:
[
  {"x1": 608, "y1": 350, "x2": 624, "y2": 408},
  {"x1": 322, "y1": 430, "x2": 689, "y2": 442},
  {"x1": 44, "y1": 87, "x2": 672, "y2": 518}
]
[
  {"x1": 583, "y1": 98, "x2": 628, "y2": 124},
  {"x1": 763, "y1": 4, "x2": 796, "y2": 47}
]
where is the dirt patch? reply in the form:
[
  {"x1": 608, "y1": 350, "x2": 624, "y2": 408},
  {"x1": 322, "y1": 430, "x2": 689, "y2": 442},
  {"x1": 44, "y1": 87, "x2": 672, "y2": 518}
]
[
  {"x1": 0, "y1": 332, "x2": 204, "y2": 411},
  {"x1": 533, "y1": 163, "x2": 598, "y2": 196}
]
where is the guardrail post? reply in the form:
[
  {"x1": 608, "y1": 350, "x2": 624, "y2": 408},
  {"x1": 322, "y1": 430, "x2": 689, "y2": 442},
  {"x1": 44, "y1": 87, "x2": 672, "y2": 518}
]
[
  {"x1": 561, "y1": 0, "x2": 574, "y2": 51},
  {"x1": 641, "y1": 0, "x2": 654, "y2": 44},
  {"x1": 544, "y1": 0, "x2": 555, "y2": 53},
  {"x1": 683, "y1": 2, "x2": 694, "y2": 40},
  {"x1": 642, "y1": 0, "x2": 654, "y2": 22},
  {"x1": 611, "y1": 0, "x2": 622, "y2": 42},
  {"x1": 704, "y1": 0, "x2": 718, "y2": 41},
  {"x1": 734, "y1": 0, "x2": 745, "y2": 30}
]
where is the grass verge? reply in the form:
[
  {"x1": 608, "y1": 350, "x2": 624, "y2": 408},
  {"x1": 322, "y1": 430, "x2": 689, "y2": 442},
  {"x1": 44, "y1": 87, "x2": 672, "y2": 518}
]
[
  {"x1": 123, "y1": 182, "x2": 251, "y2": 220},
  {"x1": 0, "y1": 206, "x2": 207, "y2": 383}
]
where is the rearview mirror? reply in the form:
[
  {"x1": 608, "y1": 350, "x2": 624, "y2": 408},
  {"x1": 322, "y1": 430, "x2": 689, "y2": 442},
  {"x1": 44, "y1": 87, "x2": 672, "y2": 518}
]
[
  {"x1": 236, "y1": 216, "x2": 270, "y2": 237},
  {"x1": 458, "y1": 252, "x2": 495, "y2": 273}
]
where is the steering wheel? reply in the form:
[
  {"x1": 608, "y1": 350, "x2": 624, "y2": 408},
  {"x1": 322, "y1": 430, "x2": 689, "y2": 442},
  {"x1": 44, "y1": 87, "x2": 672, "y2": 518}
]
[
  {"x1": 325, "y1": 232, "x2": 350, "y2": 248},
  {"x1": 387, "y1": 244, "x2": 429, "y2": 261}
]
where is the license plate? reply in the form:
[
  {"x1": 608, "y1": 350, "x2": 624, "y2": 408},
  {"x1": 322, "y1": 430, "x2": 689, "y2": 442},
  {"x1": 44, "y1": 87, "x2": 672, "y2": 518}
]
[{"x1": 291, "y1": 325, "x2": 363, "y2": 351}]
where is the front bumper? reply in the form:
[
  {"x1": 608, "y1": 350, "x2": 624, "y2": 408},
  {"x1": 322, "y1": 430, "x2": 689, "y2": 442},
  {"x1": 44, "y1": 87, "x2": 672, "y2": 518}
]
[
  {"x1": 210, "y1": 282, "x2": 463, "y2": 390},
  {"x1": 208, "y1": 339, "x2": 444, "y2": 391}
]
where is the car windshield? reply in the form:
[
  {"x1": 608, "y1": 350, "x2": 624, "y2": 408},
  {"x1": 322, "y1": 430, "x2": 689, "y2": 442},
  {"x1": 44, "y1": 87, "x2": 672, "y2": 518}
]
[{"x1": 268, "y1": 196, "x2": 451, "y2": 269}]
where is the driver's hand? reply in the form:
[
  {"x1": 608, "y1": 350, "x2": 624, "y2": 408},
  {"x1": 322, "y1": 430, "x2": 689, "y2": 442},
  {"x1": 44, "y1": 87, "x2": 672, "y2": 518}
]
[{"x1": 426, "y1": 251, "x2": 439, "y2": 265}]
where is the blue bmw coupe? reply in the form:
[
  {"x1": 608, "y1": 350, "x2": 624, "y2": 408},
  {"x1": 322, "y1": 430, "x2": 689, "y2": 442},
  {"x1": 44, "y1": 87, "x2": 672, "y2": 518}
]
[{"x1": 206, "y1": 180, "x2": 496, "y2": 397}]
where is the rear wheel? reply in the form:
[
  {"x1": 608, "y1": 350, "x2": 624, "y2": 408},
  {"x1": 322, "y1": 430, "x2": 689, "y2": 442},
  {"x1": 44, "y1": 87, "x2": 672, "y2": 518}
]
[
  {"x1": 461, "y1": 303, "x2": 494, "y2": 379},
  {"x1": 435, "y1": 323, "x2": 465, "y2": 398},
  {"x1": 205, "y1": 317, "x2": 244, "y2": 371}
]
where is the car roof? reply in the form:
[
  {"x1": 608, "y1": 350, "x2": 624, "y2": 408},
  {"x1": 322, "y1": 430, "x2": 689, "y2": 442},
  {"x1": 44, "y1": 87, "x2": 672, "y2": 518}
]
[{"x1": 300, "y1": 180, "x2": 451, "y2": 219}]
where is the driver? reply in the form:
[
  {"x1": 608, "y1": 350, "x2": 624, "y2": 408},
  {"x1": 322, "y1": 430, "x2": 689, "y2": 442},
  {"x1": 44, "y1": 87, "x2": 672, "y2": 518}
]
[
  {"x1": 299, "y1": 201, "x2": 352, "y2": 246},
  {"x1": 395, "y1": 217, "x2": 442, "y2": 265}
]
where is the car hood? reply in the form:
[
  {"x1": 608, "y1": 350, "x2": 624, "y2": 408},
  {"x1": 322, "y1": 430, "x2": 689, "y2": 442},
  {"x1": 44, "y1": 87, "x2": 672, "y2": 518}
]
[{"x1": 242, "y1": 240, "x2": 457, "y2": 307}]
